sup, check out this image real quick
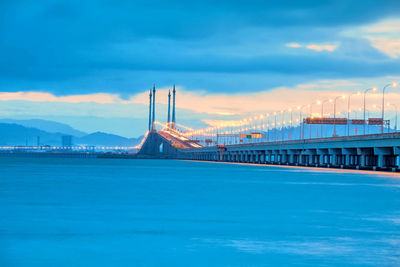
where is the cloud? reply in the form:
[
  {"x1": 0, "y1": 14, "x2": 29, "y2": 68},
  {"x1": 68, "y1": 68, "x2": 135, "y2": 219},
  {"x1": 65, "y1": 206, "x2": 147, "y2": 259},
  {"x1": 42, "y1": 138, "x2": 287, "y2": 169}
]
[
  {"x1": 343, "y1": 18, "x2": 400, "y2": 58},
  {"x1": 0, "y1": 76, "x2": 399, "y2": 136},
  {"x1": 286, "y1": 42, "x2": 338, "y2": 52},
  {"x1": 1, "y1": 0, "x2": 400, "y2": 96},
  {"x1": 306, "y1": 44, "x2": 338, "y2": 52},
  {"x1": 286, "y1": 43, "x2": 302, "y2": 48},
  {"x1": 360, "y1": 18, "x2": 400, "y2": 34},
  {"x1": 366, "y1": 37, "x2": 400, "y2": 58},
  {"x1": 130, "y1": 78, "x2": 400, "y2": 116},
  {"x1": 0, "y1": 92, "x2": 119, "y2": 104},
  {"x1": 1, "y1": 76, "x2": 399, "y2": 119}
]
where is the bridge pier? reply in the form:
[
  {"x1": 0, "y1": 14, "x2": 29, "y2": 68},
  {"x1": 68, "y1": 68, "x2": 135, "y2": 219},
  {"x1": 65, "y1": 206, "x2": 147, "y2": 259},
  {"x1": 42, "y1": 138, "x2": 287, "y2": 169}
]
[
  {"x1": 394, "y1": 147, "x2": 400, "y2": 169},
  {"x1": 265, "y1": 151, "x2": 271, "y2": 164},
  {"x1": 357, "y1": 148, "x2": 371, "y2": 168},
  {"x1": 342, "y1": 148, "x2": 357, "y2": 168},
  {"x1": 274, "y1": 150, "x2": 280, "y2": 164},
  {"x1": 281, "y1": 150, "x2": 288, "y2": 164},
  {"x1": 288, "y1": 152, "x2": 294, "y2": 165},
  {"x1": 298, "y1": 151, "x2": 304, "y2": 165},
  {"x1": 328, "y1": 148, "x2": 341, "y2": 167},
  {"x1": 374, "y1": 147, "x2": 391, "y2": 169},
  {"x1": 305, "y1": 149, "x2": 316, "y2": 166},
  {"x1": 317, "y1": 149, "x2": 328, "y2": 166},
  {"x1": 259, "y1": 151, "x2": 265, "y2": 164}
]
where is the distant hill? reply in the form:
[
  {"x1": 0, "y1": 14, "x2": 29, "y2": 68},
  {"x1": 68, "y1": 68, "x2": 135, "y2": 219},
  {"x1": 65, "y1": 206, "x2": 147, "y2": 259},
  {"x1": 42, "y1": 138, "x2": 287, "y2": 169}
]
[
  {"x1": 0, "y1": 119, "x2": 88, "y2": 137},
  {"x1": 0, "y1": 123, "x2": 63, "y2": 146},
  {"x1": 77, "y1": 132, "x2": 143, "y2": 147},
  {"x1": 0, "y1": 123, "x2": 142, "y2": 147}
]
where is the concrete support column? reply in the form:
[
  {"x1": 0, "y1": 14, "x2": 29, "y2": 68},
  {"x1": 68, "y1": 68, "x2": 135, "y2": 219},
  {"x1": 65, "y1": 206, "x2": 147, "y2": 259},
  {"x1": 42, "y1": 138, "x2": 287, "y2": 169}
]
[
  {"x1": 281, "y1": 151, "x2": 288, "y2": 164},
  {"x1": 374, "y1": 147, "x2": 391, "y2": 169},
  {"x1": 260, "y1": 152, "x2": 265, "y2": 163},
  {"x1": 394, "y1": 147, "x2": 400, "y2": 169},
  {"x1": 328, "y1": 148, "x2": 341, "y2": 166},
  {"x1": 275, "y1": 151, "x2": 280, "y2": 164},
  {"x1": 377, "y1": 154, "x2": 384, "y2": 168},
  {"x1": 288, "y1": 153, "x2": 295, "y2": 164},
  {"x1": 360, "y1": 155, "x2": 365, "y2": 167},
  {"x1": 266, "y1": 152, "x2": 272, "y2": 163},
  {"x1": 342, "y1": 148, "x2": 356, "y2": 167},
  {"x1": 319, "y1": 154, "x2": 325, "y2": 165}
]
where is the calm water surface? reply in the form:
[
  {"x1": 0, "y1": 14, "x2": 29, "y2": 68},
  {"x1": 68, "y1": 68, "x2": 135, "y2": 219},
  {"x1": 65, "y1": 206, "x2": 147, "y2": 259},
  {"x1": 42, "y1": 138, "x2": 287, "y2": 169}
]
[{"x1": 1, "y1": 158, "x2": 400, "y2": 266}]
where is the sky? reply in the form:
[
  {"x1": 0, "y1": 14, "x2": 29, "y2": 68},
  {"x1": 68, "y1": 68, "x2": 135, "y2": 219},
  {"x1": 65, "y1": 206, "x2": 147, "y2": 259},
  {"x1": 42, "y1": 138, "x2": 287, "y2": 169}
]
[{"x1": 1, "y1": 0, "x2": 400, "y2": 137}]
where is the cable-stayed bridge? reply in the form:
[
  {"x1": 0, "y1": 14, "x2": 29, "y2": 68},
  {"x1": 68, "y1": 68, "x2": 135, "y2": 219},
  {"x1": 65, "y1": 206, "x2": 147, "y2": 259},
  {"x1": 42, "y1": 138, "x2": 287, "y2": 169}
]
[{"x1": 138, "y1": 83, "x2": 400, "y2": 171}]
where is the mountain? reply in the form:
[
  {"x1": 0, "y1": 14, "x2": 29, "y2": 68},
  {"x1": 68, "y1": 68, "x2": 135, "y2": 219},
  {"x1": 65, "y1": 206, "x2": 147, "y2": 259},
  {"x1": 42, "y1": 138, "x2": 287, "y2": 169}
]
[
  {"x1": 0, "y1": 123, "x2": 63, "y2": 146},
  {"x1": 0, "y1": 119, "x2": 88, "y2": 137},
  {"x1": 0, "y1": 123, "x2": 142, "y2": 147},
  {"x1": 77, "y1": 132, "x2": 143, "y2": 147}
]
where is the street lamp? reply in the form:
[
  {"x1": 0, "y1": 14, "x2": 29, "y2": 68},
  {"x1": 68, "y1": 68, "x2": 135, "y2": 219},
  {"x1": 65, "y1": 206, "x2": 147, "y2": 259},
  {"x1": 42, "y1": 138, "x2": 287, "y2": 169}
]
[
  {"x1": 364, "y1": 87, "x2": 377, "y2": 135},
  {"x1": 298, "y1": 105, "x2": 309, "y2": 140},
  {"x1": 333, "y1": 95, "x2": 346, "y2": 137},
  {"x1": 281, "y1": 110, "x2": 285, "y2": 141},
  {"x1": 387, "y1": 102, "x2": 398, "y2": 132},
  {"x1": 273, "y1": 112, "x2": 277, "y2": 141},
  {"x1": 309, "y1": 102, "x2": 319, "y2": 139},
  {"x1": 266, "y1": 113, "x2": 270, "y2": 141},
  {"x1": 381, "y1": 82, "x2": 398, "y2": 133},
  {"x1": 347, "y1": 91, "x2": 361, "y2": 136},
  {"x1": 321, "y1": 99, "x2": 332, "y2": 138},
  {"x1": 288, "y1": 108, "x2": 293, "y2": 139}
]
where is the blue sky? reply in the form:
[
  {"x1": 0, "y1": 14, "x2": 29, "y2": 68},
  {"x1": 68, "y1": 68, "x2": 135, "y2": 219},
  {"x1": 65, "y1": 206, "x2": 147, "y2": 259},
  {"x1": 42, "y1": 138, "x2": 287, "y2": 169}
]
[{"x1": 1, "y1": 0, "x2": 400, "y2": 137}]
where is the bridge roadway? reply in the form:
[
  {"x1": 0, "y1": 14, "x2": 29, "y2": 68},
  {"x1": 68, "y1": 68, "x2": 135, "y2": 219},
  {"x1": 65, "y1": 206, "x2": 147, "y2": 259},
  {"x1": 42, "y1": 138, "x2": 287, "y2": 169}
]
[{"x1": 178, "y1": 132, "x2": 400, "y2": 171}]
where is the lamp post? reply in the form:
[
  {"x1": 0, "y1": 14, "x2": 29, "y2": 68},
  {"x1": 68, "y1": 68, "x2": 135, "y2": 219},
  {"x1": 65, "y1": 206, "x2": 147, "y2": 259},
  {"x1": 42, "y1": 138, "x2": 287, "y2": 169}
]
[
  {"x1": 288, "y1": 108, "x2": 293, "y2": 139},
  {"x1": 309, "y1": 102, "x2": 319, "y2": 139},
  {"x1": 347, "y1": 91, "x2": 361, "y2": 136},
  {"x1": 266, "y1": 114, "x2": 270, "y2": 141},
  {"x1": 387, "y1": 102, "x2": 398, "y2": 132},
  {"x1": 364, "y1": 87, "x2": 377, "y2": 135},
  {"x1": 273, "y1": 112, "x2": 277, "y2": 141},
  {"x1": 381, "y1": 82, "x2": 398, "y2": 133},
  {"x1": 281, "y1": 110, "x2": 285, "y2": 141},
  {"x1": 333, "y1": 95, "x2": 346, "y2": 137},
  {"x1": 298, "y1": 105, "x2": 308, "y2": 140},
  {"x1": 259, "y1": 115, "x2": 264, "y2": 143},
  {"x1": 321, "y1": 99, "x2": 332, "y2": 138}
]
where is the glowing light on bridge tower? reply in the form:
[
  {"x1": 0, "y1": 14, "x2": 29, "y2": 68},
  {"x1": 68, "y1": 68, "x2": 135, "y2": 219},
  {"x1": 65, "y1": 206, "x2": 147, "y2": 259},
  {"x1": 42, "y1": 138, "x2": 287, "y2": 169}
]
[
  {"x1": 148, "y1": 89, "x2": 152, "y2": 131},
  {"x1": 167, "y1": 89, "x2": 171, "y2": 128},
  {"x1": 152, "y1": 84, "x2": 156, "y2": 130},
  {"x1": 172, "y1": 84, "x2": 176, "y2": 129}
]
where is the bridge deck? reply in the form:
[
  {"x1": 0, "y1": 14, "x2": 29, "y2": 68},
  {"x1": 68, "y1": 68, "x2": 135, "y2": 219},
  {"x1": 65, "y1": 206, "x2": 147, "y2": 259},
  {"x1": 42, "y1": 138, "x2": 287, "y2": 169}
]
[{"x1": 177, "y1": 132, "x2": 400, "y2": 171}]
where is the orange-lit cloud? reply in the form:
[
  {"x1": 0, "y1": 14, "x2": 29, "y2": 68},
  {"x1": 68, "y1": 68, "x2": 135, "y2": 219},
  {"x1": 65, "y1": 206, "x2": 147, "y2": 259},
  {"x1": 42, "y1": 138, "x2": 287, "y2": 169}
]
[
  {"x1": 0, "y1": 78, "x2": 399, "y2": 121},
  {"x1": 285, "y1": 42, "x2": 338, "y2": 52},
  {"x1": 0, "y1": 92, "x2": 119, "y2": 104},
  {"x1": 343, "y1": 18, "x2": 400, "y2": 58},
  {"x1": 130, "y1": 80, "x2": 398, "y2": 117},
  {"x1": 285, "y1": 43, "x2": 302, "y2": 48},
  {"x1": 306, "y1": 44, "x2": 337, "y2": 52},
  {"x1": 366, "y1": 36, "x2": 400, "y2": 58}
]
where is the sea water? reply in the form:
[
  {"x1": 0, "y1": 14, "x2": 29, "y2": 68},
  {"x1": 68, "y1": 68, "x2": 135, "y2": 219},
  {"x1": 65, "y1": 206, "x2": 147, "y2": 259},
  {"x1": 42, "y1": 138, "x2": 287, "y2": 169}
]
[{"x1": 0, "y1": 158, "x2": 399, "y2": 266}]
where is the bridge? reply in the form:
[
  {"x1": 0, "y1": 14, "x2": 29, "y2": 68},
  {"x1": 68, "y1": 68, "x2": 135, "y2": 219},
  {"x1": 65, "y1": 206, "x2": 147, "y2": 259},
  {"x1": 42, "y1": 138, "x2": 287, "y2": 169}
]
[{"x1": 137, "y1": 83, "x2": 400, "y2": 171}]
